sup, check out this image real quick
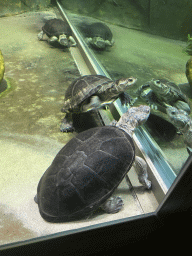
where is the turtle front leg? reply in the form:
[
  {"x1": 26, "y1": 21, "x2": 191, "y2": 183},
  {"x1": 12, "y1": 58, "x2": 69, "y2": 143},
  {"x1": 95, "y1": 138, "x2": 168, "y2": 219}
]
[
  {"x1": 134, "y1": 156, "x2": 151, "y2": 189},
  {"x1": 85, "y1": 37, "x2": 92, "y2": 45},
  {"x1": 60, "y1": 113, "x2": 74, "y2": 132},
  {"x1": 48, "y1": 36, "x2": 58, "y2": 44},
  {"x1": 101, "y1": 196, "x2": 124, "y2": 214},
  {"x1": 68, "y1": 36, "x2": 77, "y2": 47},
  {"x1": 105, "y1": 39, "x2": 115, "y2": 47},
  {"x1": 37, "y1": 30, "x2": 44, "y2": 41},
  {"x1": 81, "y1": 95, "x2": 102, "y2": 112}
]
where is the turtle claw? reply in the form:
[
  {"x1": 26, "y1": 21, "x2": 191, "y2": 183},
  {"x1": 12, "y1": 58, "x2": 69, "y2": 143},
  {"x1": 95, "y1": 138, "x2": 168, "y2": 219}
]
[
  {"x1": 150, "y1": 104, "x2": 158, "y2": 111},
  {"x1": 101, "y1": 196, "x2": 124, "y2": 214}
]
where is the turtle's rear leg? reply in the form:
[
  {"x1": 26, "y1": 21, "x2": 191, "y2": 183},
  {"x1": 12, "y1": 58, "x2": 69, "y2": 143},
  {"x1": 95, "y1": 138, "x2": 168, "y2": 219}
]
[
  {"x1": 101, "y1": 196, "x2": 124, "y2": 214},
  {"x1": 38, "y1": 30, "x2": 44, "y2": 41},
  {"x1": 134, "y1": 156, "x2": 151, "y2": 189}
]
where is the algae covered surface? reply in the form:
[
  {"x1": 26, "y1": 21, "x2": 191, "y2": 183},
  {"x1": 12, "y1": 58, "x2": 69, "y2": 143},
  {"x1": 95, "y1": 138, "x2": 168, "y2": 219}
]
[
  {"x1": 0, "y1": 10, "x2": 79, "y2": 143},
  {"x1": 0, "y1": 9, "x2": 80, "y2": 245}
]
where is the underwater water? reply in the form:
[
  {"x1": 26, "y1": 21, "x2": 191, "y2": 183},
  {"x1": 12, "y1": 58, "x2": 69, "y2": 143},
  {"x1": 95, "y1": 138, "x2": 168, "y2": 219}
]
[{"x1": 1, "y1": 0, "x2": 191, "y2": 247}]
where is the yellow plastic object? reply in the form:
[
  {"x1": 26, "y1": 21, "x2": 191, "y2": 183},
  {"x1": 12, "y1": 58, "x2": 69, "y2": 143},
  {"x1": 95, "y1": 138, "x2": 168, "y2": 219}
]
[
  {"x1": 186, "y1": 57, "x2": 192, "y2": 86},
  {"x1": 0, "y1": 50, "x2": 5, "y2": 84}
]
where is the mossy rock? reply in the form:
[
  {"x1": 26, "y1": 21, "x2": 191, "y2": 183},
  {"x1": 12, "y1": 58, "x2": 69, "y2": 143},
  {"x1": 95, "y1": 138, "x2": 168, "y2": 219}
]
[{"x1": 0, "y1": 50, "x2": 5, "y2": 84}]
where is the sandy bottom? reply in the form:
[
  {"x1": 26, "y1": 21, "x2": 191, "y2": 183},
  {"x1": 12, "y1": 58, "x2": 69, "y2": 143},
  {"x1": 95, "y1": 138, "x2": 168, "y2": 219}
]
[
  {"x1": 0, "y1": 9, "x2": 158, "y2": 247},
  {"x1": 1, "y1": 133, "x2": 156, "y2": 246}
]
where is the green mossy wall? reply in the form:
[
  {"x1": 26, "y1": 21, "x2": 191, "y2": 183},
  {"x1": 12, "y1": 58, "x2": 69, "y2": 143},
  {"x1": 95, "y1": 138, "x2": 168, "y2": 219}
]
[
  {"x1": 150, "y1": 0, "x2": 192, "y2": 40},
  {"x1": 0, "y1": 0, "x2": 51, "y2": 16}
]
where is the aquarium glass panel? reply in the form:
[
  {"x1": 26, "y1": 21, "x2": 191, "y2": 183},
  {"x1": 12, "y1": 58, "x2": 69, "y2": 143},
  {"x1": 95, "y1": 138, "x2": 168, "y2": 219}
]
[
  {"x1": 1, "y1": 0, "x2": 192, "y2": 250},
  {"x1": 64, "y1": 0, "x2": 192, "y2": 176}
]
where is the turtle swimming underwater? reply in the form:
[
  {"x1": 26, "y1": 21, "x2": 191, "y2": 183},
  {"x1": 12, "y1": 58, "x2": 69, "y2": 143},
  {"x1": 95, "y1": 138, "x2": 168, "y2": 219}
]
[
  {"x1": 34, "y1": 105, "x2": 150, "y2": 222},
  {"x1": 38, "y1": 18, "x2": 76, "y2": 47},
  {"x1": 0, "y1": 50, "x2": 5, "y2": 84},
  {"x1": 137, "y1": 79, "x2": 191, "y2": 114},
  {"x1": 166, "y1": 106, "x2": 192, "y2": 149},
  {"x1": 60, "y1": 75, "x2": 137, "y2": 132},
  {"x1": 80, "y1": 22, "x2": 114, "y2": 50}
]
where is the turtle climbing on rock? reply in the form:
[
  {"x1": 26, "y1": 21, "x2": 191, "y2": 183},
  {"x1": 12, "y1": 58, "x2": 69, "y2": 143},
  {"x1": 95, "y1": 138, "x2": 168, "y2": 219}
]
[
  {"x1": 79, "y1": 22, "x2": 114, "y2": 50},
  {"x1": 166, "y1": 106, "x2": 192, "y2": 149},
  {"x1": 38, "y1": 18, "x2": 76, "y2": 47},
  {"x1": 136, "y1": 79, "x2": 191, "y2": 114},
  {"x1": 60, "y1": 74, "x2": 137, "y2": 132},
  {"x1": 34, "y1": 105, "x2": 151, "y2": 222}
]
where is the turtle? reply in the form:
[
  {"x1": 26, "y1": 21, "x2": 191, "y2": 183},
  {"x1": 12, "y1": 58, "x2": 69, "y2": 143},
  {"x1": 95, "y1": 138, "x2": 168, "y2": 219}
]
[
  {"x1": 60, "y1": 75, "x2": 137, "y2": 132},
  {"x1": 0, "y1": 50, "x2": 5, "y2": 84},
  {"x1": 136, "y1": 79, "x2": 191, "y2": 114},
  {"x1": 38, "y1": 18, "x2": 76, "y2": 47},
  {"x1": 166, "y1": 106, "x2": 192, "y2": 149},
  {"x1": 34, "y1": 105, "x2": 151, "y2": 222},
  {"x1": 79, "y1": 22, "x2": 114, "y2": 50}
]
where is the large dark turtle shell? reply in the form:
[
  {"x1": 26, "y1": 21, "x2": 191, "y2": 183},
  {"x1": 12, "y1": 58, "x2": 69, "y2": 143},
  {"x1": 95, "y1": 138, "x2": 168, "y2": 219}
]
[
  {"x1": 82, "y1": 22, "x2": 113, "y2": 41},
  {"x1": 61, "y1": 75, "x2": 113, "y2": 113},
  {"x1": 42, "y1": 18, "x2": 72, "y2": 38},
  {"x1": 36, "y1": 126, "x2": 135, "y2": 222}
]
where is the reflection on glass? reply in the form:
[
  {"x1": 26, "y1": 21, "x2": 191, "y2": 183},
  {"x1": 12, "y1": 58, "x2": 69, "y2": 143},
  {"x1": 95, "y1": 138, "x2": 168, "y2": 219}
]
[{"x1": 65, "y1": 1, "x2": 191, "y2": 176}]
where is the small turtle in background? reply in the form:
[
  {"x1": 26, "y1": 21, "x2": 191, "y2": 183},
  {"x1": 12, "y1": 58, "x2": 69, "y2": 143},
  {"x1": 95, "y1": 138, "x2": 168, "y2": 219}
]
[
  {"x1": 136, "y1": 79, "x2": 191, "y2": 114},
  {"x1": 79, "y1": 22, "x2": 114, "y2": 50},
  {"x1": 166, "y1": 106, "x2": 192, "y2": 149},
  {"x1": 60, "y1": 75, "x2": 137, "y2": 132},
  {"x1": 38, "y1": 18, "x2": 76, "y2": 47},
  {"x1": 34, "y1": 105, "x2": 151, "y2": 222}
]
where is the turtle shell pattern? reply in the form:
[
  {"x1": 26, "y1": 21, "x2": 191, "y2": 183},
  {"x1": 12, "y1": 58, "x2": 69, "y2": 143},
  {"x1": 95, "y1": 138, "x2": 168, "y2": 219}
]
[
  {"x1": 62, "y1": 75, "x2": 114, "y2": 113},
  {"x1": 86, "y1": 22, "x2": 113, "y2": 41},
  {"x1": 42, "y1": 18, "x2": 72, "y2": 38},
  {"x1": 36, "y1": 126, "x2": 135, "y2": 222},
  {"x1": 155, "y1": 79, "x2": 190, "y2": 106}
]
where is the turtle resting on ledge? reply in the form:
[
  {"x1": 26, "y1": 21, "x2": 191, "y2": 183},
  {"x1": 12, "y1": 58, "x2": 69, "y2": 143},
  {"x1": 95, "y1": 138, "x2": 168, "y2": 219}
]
[
  {"x1": 82, "y1": 22, "x2": 114, "y2": 50},
  {"x1": 38, "y1": 18, "x2": 76, "y2": 47},
  {"x1": 34, "y1": 105, "x2": 151, "y2": 222}
]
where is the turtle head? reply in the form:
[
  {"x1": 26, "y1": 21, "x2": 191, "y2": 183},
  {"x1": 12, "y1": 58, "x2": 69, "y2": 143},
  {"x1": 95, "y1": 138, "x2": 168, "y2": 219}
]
[
  {"x1": 166, "y1": 107, "x2": 190, "y2": 132},
  {"x1": 59, "y1": 34, "x2": 69, "y2": 47},
  {"x1": 91, "y1": 37, "x2": 106, "y2": 49},
  {"x1": 116, "y1": 105, "x2": 150, "y2": 136},
  {"x1": 150, "y1": 79, "x2": 169, "y2": 94},
  {"x1": 115, "y1": 77, "x2": 137, "y2": 92}
]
